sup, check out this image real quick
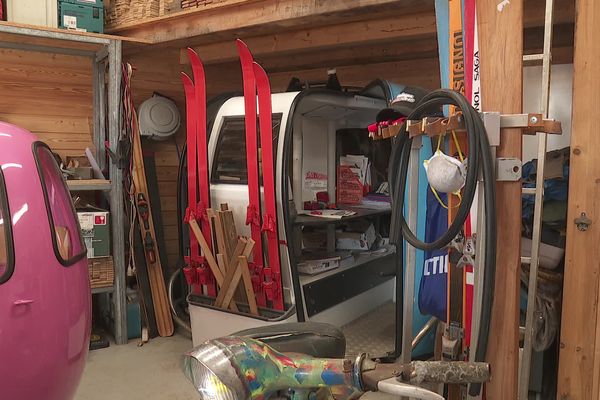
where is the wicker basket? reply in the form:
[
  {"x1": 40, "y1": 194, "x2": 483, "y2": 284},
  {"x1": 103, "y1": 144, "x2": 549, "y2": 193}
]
[
  {"x1": 105, "y1": 0, "x2": 161, "y2": 28},
  {"x1": 88, "y1": 256, "x2": 115, "y2": 289}
]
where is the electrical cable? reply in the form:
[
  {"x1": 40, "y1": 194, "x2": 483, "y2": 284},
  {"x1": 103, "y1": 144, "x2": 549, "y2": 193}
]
[{"x1": 387, "y1": 89, "x2": 496, "y2": 396}]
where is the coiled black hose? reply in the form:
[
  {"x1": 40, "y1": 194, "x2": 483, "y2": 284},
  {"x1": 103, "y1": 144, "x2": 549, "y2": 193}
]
[{"x1": 387, "y1": 89, "x2": 496, "y2": 396}]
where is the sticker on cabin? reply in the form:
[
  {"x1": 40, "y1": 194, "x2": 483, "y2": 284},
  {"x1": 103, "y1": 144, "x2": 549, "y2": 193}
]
[
  {"x1": 78, "y1": 213, "x2": 94, "y2": 231},
  {"x1": 304, "y1": 171, "x2": 327, "y2": 190},
  {"x1": 64, "y1": 15, "x2": 77, "y2": 30}
]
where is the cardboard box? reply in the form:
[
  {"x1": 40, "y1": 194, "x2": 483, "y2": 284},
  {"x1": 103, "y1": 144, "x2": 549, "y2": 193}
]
[
  {"x1": 336, "y1": 222, "x2": 376, "y2": 251},
  {"x1": 77, "y1": 207, "x2": 110, "y2": 258}
]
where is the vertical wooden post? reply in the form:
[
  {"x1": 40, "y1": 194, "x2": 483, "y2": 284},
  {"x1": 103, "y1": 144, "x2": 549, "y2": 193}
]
[
  {"x1": 477, "y1": 1, "x2": 522, "y2": 398},
  {"x1": 558, "y1": 1, "x2": 600, "y2": 398}
]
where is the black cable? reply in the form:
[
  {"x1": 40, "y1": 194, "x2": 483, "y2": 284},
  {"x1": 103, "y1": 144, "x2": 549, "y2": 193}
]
[{"x1": 387, "y1": 89, "x2": 496, "y2": 396}]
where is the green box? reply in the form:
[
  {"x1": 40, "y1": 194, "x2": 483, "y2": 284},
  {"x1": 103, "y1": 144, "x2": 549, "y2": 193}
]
[
  {"x1": 59, "y1": 2, "x2": 104, "y2": 34},
  {"x1": 77, "y1": 207, "x2": 110, "y2": 258},
  {"x1": 62, "y1": 0, "x2": 104, "y2": 7}
]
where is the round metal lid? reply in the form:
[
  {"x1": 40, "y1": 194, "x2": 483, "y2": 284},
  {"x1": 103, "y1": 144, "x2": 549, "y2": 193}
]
[{"x1": 138, "y1": 95, "x2": 181, "y2": 140}]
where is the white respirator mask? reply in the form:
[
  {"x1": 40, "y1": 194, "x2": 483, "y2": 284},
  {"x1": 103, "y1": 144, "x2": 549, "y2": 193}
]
[{"x1": 423, "y1": 149, "x2": 467, "y2": 195}]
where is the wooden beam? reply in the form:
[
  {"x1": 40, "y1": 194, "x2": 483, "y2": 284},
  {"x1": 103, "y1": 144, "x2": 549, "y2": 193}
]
[
  {"x1": 257, "y1": 38, "x2": 439, "y2": 73},
  {"x1": 180, "y1": 13, "x2": 437, "y2": 65},
  {"x1": 111, "y1": 0, "x2": 431, "y2": 43},
  {"x1": 557, "y1": 0, "x2": 600, "y2": 398},
  {"x1": 477, "y1": 1, "x2": 522, "y2": 399}
]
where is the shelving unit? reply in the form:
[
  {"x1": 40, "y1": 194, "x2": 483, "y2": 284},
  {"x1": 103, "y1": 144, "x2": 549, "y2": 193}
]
[
  {"x1": 67, "y1": 179, "x2": 112, "y2": 191},
  {"x1": 0, "y1": 22, "x2": 132, "y2": 345},
  {"x1": 293, "y1": 207, "x2": 391, "y2": 226},
  {"x1": 291, "y1": 205, "x2": 394, "y2": 320},
  {"x1": 298, "y1": 247, "x2": 394, "y2": 286}
]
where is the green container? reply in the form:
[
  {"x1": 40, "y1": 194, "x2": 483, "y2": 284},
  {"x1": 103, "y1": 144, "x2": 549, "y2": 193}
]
[
  {"x1": 62, "y1": 0, "x2": 104, "y2": 7},
  {"x1": 59, "y1": 2, "x2": 104, "y2": 34}
]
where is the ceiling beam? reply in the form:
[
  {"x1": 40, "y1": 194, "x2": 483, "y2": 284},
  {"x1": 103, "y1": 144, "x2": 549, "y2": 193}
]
[
  {"x1": 179, "y1": 13, "x2": 437, "y2": 65},
  {"x1": 113, "y1": 0, "x2": 431, "y2": 44}
]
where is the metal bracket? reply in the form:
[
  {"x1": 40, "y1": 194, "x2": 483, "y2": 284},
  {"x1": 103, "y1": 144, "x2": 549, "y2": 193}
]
[
  {"x1": 496, "y1": 158, "x2": 522, "y2": 181},
  {"x1": 482, "y1": 111, "x2": 501, "y2": 147},
  {"x1": 442, "y1": 324, "x2": 464, "y2": 360},
  {"x1": 575, "y1": 212, "x2": 592, "y2": 232},
  {"x1": 456, "y1": 237, "x2": 476, "y2": 269}
]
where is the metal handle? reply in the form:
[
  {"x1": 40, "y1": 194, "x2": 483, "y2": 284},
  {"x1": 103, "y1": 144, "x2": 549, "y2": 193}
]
[{"x1": 13, "y1": 299, "x2": 34, "y2": 306}]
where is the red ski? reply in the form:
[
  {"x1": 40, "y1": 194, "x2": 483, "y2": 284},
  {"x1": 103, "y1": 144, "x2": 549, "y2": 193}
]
[
  {"x1": 181, "y1": 50, "x2": 216, "y2": 297},
  {"x1": 253, "y1": 61, "x2": 284, "y2": 311},
  {"x1": 181, "y1": 73, "x2": 200, "y2": 274},
  {"x1": 237, "y1": 39, "x2": 267, "y2": 308}
]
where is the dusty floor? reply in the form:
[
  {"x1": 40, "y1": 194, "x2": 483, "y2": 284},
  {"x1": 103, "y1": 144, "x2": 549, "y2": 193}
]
[
  {"x1": 342, "y1": 301, "x2": 396, "y2": 358},
  {"x1": 75, "y1": 303, "x2": 395, "y2": 400},
  {"x1": 76, "y1": 334, "x2": 198, "y2": 400}
]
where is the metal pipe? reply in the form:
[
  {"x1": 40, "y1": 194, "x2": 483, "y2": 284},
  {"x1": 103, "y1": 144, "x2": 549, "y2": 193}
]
[
  {"x1": 400, "y1": 137, "x2": 421, "y2": 399},
  {"x1": 518, "y1": 0, "x2": 554, "y2": 397},
  {"x1": 412, "y1": 317, "x2": 438, "y2": 349}
]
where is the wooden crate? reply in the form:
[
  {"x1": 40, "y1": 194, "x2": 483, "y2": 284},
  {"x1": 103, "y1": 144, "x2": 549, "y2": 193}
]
[{"x1": 88, "y1": 256, "x2": 114, "y2": 289}]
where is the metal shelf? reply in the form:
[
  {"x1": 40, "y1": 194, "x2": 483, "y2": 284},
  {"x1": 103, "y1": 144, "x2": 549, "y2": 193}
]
[
  {"x1": 0, "y1": 23, "x2": 128, "y2": 345},
  {"x1": 67, "y1": 179, "x2": 111, "y2": 191},
  {"x1": 293, "y1": 207, "x2": 391, "y2": 227},
  {"x1": 299, "y1": 247, "x2": 395, "y2": 286},
  {"x1": 92, "y1": 286, "x2": 115, "y2": 294}
]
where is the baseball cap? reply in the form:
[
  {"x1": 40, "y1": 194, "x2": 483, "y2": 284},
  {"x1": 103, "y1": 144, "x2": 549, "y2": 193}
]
[{"x1": 375, "y1": 86, "x2": 430, "y2": 124}]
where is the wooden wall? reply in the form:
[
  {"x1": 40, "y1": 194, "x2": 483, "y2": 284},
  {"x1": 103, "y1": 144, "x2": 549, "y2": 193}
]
[
  {"x1": 557, "y1": 0, "x2": 600, "y2": 397},
  {"x1": 0, "y1": 48, "x2": 93, "y2": 159}
]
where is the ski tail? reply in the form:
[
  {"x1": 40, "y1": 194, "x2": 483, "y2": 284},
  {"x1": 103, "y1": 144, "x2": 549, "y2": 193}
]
[
  {"x1": 186, "y1": 48, "x2": 217, "y2": 297},
  {"x1": 237, "y1": 39, "x2": 267, "y2": 308},
  {"x1": 252, "y1": 61, "x2": 284, "y2": 311}
]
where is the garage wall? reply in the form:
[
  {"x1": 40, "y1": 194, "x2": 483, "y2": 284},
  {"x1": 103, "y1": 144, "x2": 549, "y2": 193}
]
[
  {"x1": 0, "y1": 48, "x2": 93, "y2": 159},
  {"x1": 125, "y1": 45, "x2": 441, "y2": 268}
]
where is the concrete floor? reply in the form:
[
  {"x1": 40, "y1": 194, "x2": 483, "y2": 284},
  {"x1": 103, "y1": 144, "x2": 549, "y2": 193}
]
[
  {"x1": 75, "y1": 304, "x2": 396, "y2": 400},
  {"x1": 76, "y1": 334, "x2": 199, "y2": 400}
]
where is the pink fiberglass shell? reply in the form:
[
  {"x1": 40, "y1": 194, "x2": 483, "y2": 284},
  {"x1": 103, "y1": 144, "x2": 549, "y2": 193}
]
[{"x1": 0, "y1": 121, "x2": 91, "y2": 400}]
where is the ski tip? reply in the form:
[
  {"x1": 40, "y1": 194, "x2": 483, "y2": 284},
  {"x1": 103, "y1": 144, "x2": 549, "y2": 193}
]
[
  {"x1": 187, "y1": 47, "x2": 202, "y2": 65},
  {"x1": 181, "y1": 72, "x2": 194, "y2": 86},
  {"x1": 236, "y1": 39, "x2": 252, "y2": 56},
  {"x1": 181, "y1": 72, "x2": 194, "y2": 89},
  {"x1": 251, "y1": 61, "x2": 268, "y2": 81}
]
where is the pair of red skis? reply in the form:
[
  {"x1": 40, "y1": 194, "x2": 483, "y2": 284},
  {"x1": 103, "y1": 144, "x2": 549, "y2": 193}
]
[{"x1": 181, "y1": 40, "x2": 284, "y2": 311}]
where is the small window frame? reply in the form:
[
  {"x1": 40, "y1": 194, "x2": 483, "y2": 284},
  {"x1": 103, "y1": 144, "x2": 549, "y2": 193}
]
[
  {"x1": 0, "y1": 166, "x2": 15, "y2": 284},
  {"x1": 33, "y1": 141, "x2": 87, "y2": 267},
  {"x1": 211, "y1": 114, "x2": 283, "y2": 185}
]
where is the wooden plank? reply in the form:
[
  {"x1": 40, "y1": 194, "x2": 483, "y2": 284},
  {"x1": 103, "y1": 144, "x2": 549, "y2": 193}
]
[
  {"x1": 159, "y1": 196, "x2": 177, "y2": 211},
  {"x1": 216, "y1": 253, "x2": 228, "y2": 277},
  {"x1": 180, "y1": 13, "x2": 437, "y2": 65},
  {"x1": 220, "y1": 204, "x2": 238, "y2": 258},
  {"x1": 557, "y1": 0, "x2": 600, "y2": 398},
  {"x1": 208, "y1": 208, "x2": 230, "y2": 270},
  {"x1": 155, "y1": 166, "x2": 179, "y2": 181},
  {"x1": 0, "y1": 20, "x2": 150, "y2": 48},
  {"x1": 110, "y1": 0, "x2": 429, "y2": 42},
  {"x1": 477, "y1": 1, "x2": 523, "y2": 398},
  {"x1": 67, "y1": 179, "x2": 111, "y2": 191},
  {"x1": 214, "y1": 238, "x2": 255, "y2": 309},
  {"x1": 0, "y1": 113, "x2": 92, "y2": 135},
  {"x1": 239, "y1": 256, "x2": 259, "y2": 316},
  {"x1": 257, "y1": 38, "x2": 439, "y2": 74},
  {"x1": 188, "y1": 217, "x2": 238, "y2": 312}
]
